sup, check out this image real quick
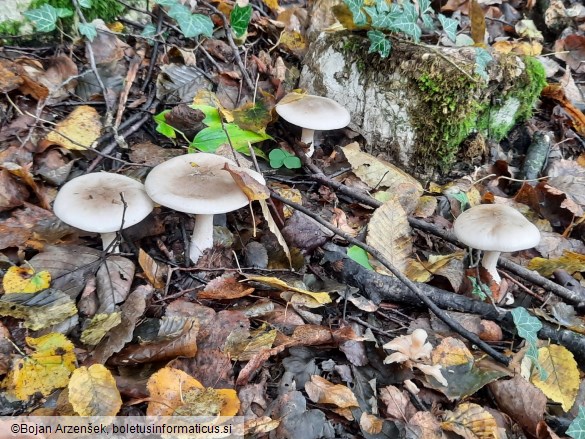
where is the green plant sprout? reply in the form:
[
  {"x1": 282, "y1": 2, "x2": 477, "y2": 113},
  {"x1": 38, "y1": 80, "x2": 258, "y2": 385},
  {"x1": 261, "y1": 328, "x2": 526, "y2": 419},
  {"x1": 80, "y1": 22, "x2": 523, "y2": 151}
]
[{"x1": 269, "y1": 148, "x2": 302, "y2": 169}]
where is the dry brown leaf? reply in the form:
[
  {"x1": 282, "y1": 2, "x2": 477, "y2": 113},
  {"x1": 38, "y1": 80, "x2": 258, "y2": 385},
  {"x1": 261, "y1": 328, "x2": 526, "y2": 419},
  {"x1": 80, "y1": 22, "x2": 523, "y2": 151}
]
[
  {"x1": 199, "y1": 273, "x2": 255, "y2": 300},
  {"x1": 380, "y1": 385, "x2": 417, "y2": 421},
  {"x1": 138, "y1": 248, "x2": 168, "y2": 289},
  {"x1": 360, "y1": 412, "x2": 384, "y2": 435},
  {"x1": 304, "y1": 375, "x2": 359, "y2": 408},
  {"x1": 224, "y1": 163, "x2": 269, "y2": 201},
  {"x1": 469, "y1": 0, "x2": 487, "y2": 46},
  {"x1": 442, "y1": 403, "x2": 500, "y2": 439}
]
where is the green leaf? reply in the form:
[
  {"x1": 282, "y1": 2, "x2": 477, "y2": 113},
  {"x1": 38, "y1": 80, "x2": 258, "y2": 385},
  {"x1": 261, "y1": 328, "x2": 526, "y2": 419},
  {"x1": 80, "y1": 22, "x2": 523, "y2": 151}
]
[
  {"x1": 55, "y1": 7, "x2": 73, "y2": 18},
  {"x1": 391, "y1": 15, "x2": 421, "y2": 41},
  {"x1": 401, "y1": 2, "x2": 418, "y2": 24},
  {"x1": 475, "y1": 47, "x2": 492, "y2": 80},
  {"x1": 567, "y1": 406, "x2": 585, "y2": 439},
  {"x1": 451, "y1": 192, "x2": 469, "y2": 210},
  {"x1": 230, "y1": 4, "x2": 252, "y2": 38},
  {"x1": 367, "y1": 30, "x2": 391, "y2": 58},
  {"x1": 438, "y1": 14, "x2": 458, "y2": 42},
  {"x1": 347, "y1": 245, "x2": 373, "y2": 270},
  {"x1": 283, "y1": 156, "x2": 301, "y2": 169},
  {"x1": 153, "y1": 110, "x2": 177, "y2": 139},
  {"x1": 467, "y1": 276, "x2": 487, "y2": 300},
  {"x1": 24, "y1": 5, "x2": 58, "y2": 32},
  {"x1": 141, "y1": 23, "x2": 157, "y2": 38},
  {"x1": 511, "y1": 307, "x2": 547, "y2": 380},
  {"x1": 155, "y1": 0, "x2": 177, "y2": 6},
  {"x1": 269, "y1": 148, "x2": 287, "y2": 168},
  {"x1": 418, "y1": 0, "x2": 431, "y2": 14},
  {"x1": 189, "y1": 105, "x2": 270, "y2": 155},
  {"x1": 78, "y1": 0, "x2": 92, "y2": 8},
  {"x1": 177, "y1": 13, "x2": 213, "y2": 38},
  {"x1": 79, "y1": 23, "x2": 97, "y2": 41},
  {"x1": 343, "y1": 0, "x2": 367, "y2": 26},
  {"x1": 168, "y1": 3, "x2": 191, "y2": 21}
]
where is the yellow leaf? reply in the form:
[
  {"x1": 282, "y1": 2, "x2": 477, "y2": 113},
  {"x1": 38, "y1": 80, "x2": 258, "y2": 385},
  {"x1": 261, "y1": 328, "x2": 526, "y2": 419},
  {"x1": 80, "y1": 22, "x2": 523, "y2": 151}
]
[
  {"x1": 271, "y1": 184, "x2": 302, "y2": 218},
  {"x1": 262, "y1": 0, "x2": 280, "y2": 12},
  {"x1": 42, "y1": 105, "x2": 102, "y2": 150},
  {"x1": 492, "y1": 40, "x2": 543, "y2": 56},
  {"x1": 80, "y1": 312, "x2": 122, "y2": 346},
  {"x1": 3, "y1": 333, "x2": 76, "y2": 400},
  {"x1": 530, "y1": 344, "x2": 580, "y2": 412},
  {"x1": 138, "y1": 248, "x2": 168, "y2": 289},
  {"x1": 68, "y1": 364, "x2": 122, "y2": 416},
  {"x1": 2, "y1": 265, "x2": 51, "y2": 294},
  {"x1": 305, "y1": 375, "x2": 359, "y2": 408},
  {"x1": 244, "y1": 275, "x2": 331, "y2": 304},
  {"x1": 527, "y1": 251, "x2": 585, "y2": 277},
  {"x1": 147, "y1": 367, "x2": 240, "y2": 418},
  {"x1": 279, "y1": 30, "x2": 308, "y2": 56},
  {"x1": 442, "y1": 402, "x2": 500, "y2": 439},
  {"x1": 366, "y1": 197, "x2": 412, "y2": 275},
  {"x1": 405, "y1": 253, "x2": 463, "y2": 283},
  {"x1": 260, "y1": 200, "x2": 292, "y2": 267},
  {"x1": 224, "y1": 324, "x2": 277, "y2": 361},
  {"x1": 223, "y1": 163, "x2": 270, "y2": 201}
]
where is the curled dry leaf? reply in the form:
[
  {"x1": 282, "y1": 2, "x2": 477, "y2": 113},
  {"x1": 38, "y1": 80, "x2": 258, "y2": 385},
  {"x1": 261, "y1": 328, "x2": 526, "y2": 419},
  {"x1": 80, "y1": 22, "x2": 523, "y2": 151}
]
[
  {"x1": 41, "y1": 105, "x2": 103, "y2": 150},
  {"x1": 304, "y1": 375, "x2": 359, "y2": 409}
]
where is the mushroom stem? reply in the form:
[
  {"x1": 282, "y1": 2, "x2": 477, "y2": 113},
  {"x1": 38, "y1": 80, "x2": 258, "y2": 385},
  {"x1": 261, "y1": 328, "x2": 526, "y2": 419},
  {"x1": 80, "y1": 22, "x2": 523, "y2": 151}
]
[
  {"x1": 481, "y1": 250, "x2": 501, "y2": 284},
  {"x1": 189, "y1": 214, "x2": 215, "y2": 263},
  {"x1": 101, "y1": 232, "x2": 120, "y2": 253},
  {"x1": 300, "y1": 128, "x2": 316, "y2": 157}
]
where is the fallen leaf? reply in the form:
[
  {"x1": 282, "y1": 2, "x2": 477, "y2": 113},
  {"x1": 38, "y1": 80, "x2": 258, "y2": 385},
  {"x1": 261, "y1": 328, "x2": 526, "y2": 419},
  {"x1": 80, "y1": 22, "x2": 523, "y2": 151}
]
[
  {"x1": 2, "y1": 265, "x2": 51, "y2": 294},
  {"x1": 305, "y1": 375, "x2": 359, "y2": 408},
  {"x1": 442, "y1": 403, "x2": 499, "y2": 439},
  {"x1": 531, "y1": 344, "x2": 580, "y2": 412},
  {"x1": 244, "y1": 275, "x2": 331, "y2": 305},
  {"x1": 469, "y1": 0, "x2": 487, "y2": 46},
  {"x1": 3, "y1": 333, "x2": 76, "y2": 400},
  {"x1": 41, "y1": 105, "x2": 103, "y2": 150},
  {"x1": 80, "y1": 312, "x2": 122, "y2": 345},
  {"x1": 199, "y1": 273, "x2": 255, "y2": 300},
  {"x1": 68, "y1": 364, "x2": 122, "y2": 416},
  {"x1": 138, "y1": 248, "x2": 168, "y2": 289},
  {"x1": 528, "y1": 251, "x2": 585, "y2": 277},
  {"x1": 224, "y1": 163, "x2": 270, "y2": 201},
  {"x1": 380, "y1": 385, "x2": 417, "y2": 420},
  {"x1": 0, "y1": 169, "x2": 30, "y2": 211}
]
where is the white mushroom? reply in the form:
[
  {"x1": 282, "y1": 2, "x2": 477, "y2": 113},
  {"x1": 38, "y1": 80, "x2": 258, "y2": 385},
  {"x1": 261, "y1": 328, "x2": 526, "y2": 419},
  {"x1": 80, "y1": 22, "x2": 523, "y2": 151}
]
[
  {"x1": 53, "y1": 173, "x2": 154, "y2": 252},
  {"x1": 275, "y1": 93, "x2": 351, "y2": 157},
  {"x1": 144, "y1": 153, "x2": 266, "y2": 264},
  {"x1": 453, "y1": 204, "x2": 541, "y2": 284}
]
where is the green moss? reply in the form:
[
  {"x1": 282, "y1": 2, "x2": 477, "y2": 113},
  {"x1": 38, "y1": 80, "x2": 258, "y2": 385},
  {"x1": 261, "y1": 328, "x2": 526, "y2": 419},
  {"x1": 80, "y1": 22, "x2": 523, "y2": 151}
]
[
  {"x1": 29, "y1": 0, "x2": 125, "y2": 25},
  {"x1": 0, "y1": 20, "x2": 23, "y2": 36}
]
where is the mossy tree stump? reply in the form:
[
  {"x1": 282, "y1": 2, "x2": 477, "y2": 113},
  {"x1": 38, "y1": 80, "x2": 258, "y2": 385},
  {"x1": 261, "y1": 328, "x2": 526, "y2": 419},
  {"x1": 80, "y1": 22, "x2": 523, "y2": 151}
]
[{"x1": 300, "y1": 32, "x2": 546, "y2": 177}]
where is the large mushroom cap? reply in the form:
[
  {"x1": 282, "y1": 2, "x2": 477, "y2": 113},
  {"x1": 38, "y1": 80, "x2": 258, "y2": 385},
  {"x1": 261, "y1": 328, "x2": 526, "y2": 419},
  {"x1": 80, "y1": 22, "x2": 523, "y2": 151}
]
[
  {"x1": 144, "y1": 153, "x2": 266, "y2": 215},
  {"x1": 275, "y1": 93, "x2": 351, "y2": 131},
  {"x1": 453, "y1": 204, "x2": 540, "y2": 252},
  {"x1": 53, "y1": 173, "x2": 154, "y2": 233}
]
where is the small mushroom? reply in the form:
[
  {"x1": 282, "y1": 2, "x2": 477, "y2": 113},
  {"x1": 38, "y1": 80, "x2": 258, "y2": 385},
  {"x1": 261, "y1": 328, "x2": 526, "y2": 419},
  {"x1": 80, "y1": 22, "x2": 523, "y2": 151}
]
[
  {"x1": 453, "y1": 204, "x2": 540, "y2": 284},
  {"x1": 144, "y1": 153, "x2": 266, "y2": 263},
  {"x1": 275, "y1": 93, "x2": 351, "y2": 157},
  {"x1": 53, "y1": 173, "x2": 154, "y2": 252}
]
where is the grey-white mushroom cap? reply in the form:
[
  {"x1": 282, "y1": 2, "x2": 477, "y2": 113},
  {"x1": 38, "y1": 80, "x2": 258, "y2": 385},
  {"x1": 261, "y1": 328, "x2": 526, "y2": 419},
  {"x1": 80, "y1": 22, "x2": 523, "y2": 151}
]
[
  {"x1": 144, "y1": 153, "x2": 266, "y2": 214},
  {"x1": 453, "y1": 204, "x2": 541, "y2": 252},
  {"x1": 275, "y1": 94, "x2": 351, "y2": 131},
  {"x1": 53, "y1": 172, "x2": 154, "y2": 233}
]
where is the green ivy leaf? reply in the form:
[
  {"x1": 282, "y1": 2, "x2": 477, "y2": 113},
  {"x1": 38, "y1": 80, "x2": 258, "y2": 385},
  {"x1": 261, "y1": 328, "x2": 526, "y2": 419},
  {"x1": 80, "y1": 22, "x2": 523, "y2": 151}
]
[
  {"x1": 55, "y1": 7, "x2": 73, "y2": 18},
  {"x1": 155, "y1": 0, "x2": 177, "y2": 6},
  {"x1": 141, "y1": 23, "x2": 157, "y2": 38},
  {"x1": 567, "y1": 406, "x2": 585, "y2": 439},
  {"x1": 401, "y1": 2, "x2": 418, "y2": 24},
  {"x1": 467, "y1": 276, "x2": 487, "y2": 300},
  {"x1": 79, "y1": 23, "x2": 97, "y2": 41},
  {"x1": 168, "y1": 3, "x2": 191, "y2": 21},
  {"x1": 347, "y1": 245, "x2": 374, "y2": 270},
  {"x1": 418, "y1": 0, "x2": 431, "y2": 15},
  {"x1": 475, "y1": 47, "x2": 492, "y2": 80},
  {"x1": 450, "y1": 192, "x2": 469, "y2": 210},
  {"x1": 367, "y1": 30, "x2": 391, "y2": 58},
  {"x1": 24, "y1": 5, "x2": 58, "y2": 32},
  {"x1": 438, "y1": 14, "x2": 458, "y2": 42},
  {"x1": 391, "y1": 15, "x2": 421, "y2": 41},
  {"x1": 78, "y1": 0, "x2": 92, "y2": 8},
  {"x1": 343, "y1": 0, "x2": 367, "y2": 26},
  {"x1": 177, "y1": 13, "x2": 213, "y2": 38},
  {"x1": 511, "y1": 307, "x2": 547, "y2": 380},
  {"x1": 230, "y1": 4, "x2": 252, "y2": 38}
]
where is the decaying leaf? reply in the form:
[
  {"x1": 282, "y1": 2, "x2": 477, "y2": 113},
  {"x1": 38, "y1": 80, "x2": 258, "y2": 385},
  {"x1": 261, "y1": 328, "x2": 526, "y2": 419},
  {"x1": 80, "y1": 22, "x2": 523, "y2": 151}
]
[
  {"x1": 442, "y1": 403, "x2": 499, "y2": 439},
  {"x1": 3, "y1": 333, "x2": 76, "y2": 400},
  {"x1": 528, "y1": 251, "x2": 585, "y2": 277},
  {"x1": 147, "y1": 367, "x2": 240, "y2": 417},
  {"x1": 138, "y1": 248, "x2": 168, "y2": 289},
  {"x1": 531, "y1": 344, "x2": 580, "y2": 412},
  {"x1": 2, "y1": 265, "x2": 51, "y2": 294},
  {"x1": 0, "y1": 289, "x2": 77, "y2": 331},
  {"x1": 80, "y1": 312, "x2": 122, "y2": 345},
  {"x1": 224, "y1": 163, "x2": 270, "y2": 201},
  {"x1": 41, "y1": 105, "x2": 102, "y2": 150},
  {"x1": 244, "y1": 275, "x2": 331, "y2": 305},
  {"x1": 224, "y1": 324, "x2": 277, "y2": 361},
  {"x1": 305, "y1": 375, "x2": 359, "y2": 408},
  {"x1": 366, "y1": 197, "x2": 413, "y2": 275},
  {"x1": 199, "y1": 273, "x2": 255, "y2": 300},
  {"x1": 68, "y1": 364, "x2": 122, "y2": 416}
]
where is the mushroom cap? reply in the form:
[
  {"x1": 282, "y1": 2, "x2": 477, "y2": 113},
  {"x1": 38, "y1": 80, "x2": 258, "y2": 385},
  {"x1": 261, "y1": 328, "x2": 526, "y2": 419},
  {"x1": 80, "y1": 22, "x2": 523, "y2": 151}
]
[
  {"x1": 453, "y1": 204, "x2": 540, "y2": 252},
  {"x1": 53, "y1": 173, "x2": 154, "y2": 233},
  {"x1": 275, "y1": 93, "x2": 351, "y2": 131},
  {"x1": 144, "y1": 153, "x2": 266, "y2": 215}
]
